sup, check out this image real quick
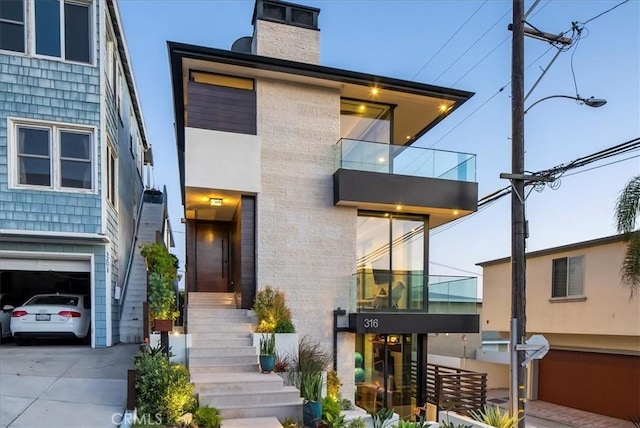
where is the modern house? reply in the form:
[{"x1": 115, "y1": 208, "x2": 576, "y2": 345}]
[
  {"x1": 478, "y1": 234, "x2": 640, "y2": 420},
  {"x1": 0, "y1": 0, "x2": 155, "y2": 347},
  {"x1": 168, "y1": 0, "x2": 480, "y2": 419}
]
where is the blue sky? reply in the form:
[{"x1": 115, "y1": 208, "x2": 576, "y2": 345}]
[{"x1": 119, "y1": 0, "x2": 640, "y2": 288}]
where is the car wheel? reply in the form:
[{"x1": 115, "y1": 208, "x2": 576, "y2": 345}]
[{"x1": 14, "y1": 337, "x2": 31, "y2": 346}]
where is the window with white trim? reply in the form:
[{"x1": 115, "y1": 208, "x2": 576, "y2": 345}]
[
  {"x1": 11, "y1": 119, "x2": 94, "y2": 191},
  {"x1": 0, "y1": 0, "x2": 25, "y2": 53},
  {"x1": 34, "y1": 0, "x2": 92, "y2": 63},
  {"x1": 106, "y1": 140, "x2": 117, "y2": 207},
  {"x1": 552, "y1": 255, "x2": 584, "y2": 298}
]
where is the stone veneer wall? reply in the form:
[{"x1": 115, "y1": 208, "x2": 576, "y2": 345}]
[
  {"x1": 256, "y1": 79, "x2": 356, "y2": 399},
  {"x1": 252, "y1": 19, "x2": 320, "y2": 64}
]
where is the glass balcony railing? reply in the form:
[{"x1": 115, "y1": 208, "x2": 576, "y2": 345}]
[
  {"x1": 352, "y1": 271, "x2": 478, "y2": 314},
  {"x1": 335, "y1": 138, "x2": 476, "y2": 182}
]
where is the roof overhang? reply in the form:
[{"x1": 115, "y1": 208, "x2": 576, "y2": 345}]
[{"x1": 168, "y1": 41, "x2": 474, "y2": 204}]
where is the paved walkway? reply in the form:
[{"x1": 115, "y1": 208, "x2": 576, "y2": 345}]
[
  {"x1": 487, "y1": 389, "x2": 635, "y2": 428},
  {"x1": 0, "y1": 342, "x2": 139, "y2": 428}
]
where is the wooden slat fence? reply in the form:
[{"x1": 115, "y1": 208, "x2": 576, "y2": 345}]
[{"x1": 425, "y1": 364, "x2": 487, "y2": 416}]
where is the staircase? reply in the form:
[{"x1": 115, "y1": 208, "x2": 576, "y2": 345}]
[
  {"x1": 188, "y1": 292, "x2": 302, "y2": 424},
  {"x1": 119, "y1": 200, "x2": 165, "y2": 343}
]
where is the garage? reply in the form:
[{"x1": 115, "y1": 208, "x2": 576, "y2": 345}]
[
  {"x1": 0, "y1": 254, "x2": 93, "y2": 345},
  {"x1": 538, "y1": 349, "x2": 640, "y2": 419}
]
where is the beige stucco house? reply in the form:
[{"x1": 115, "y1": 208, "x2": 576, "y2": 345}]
[{"x1": 478, "y1": 234, "x2": 640, "y2": 420}]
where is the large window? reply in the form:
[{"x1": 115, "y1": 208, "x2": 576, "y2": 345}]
[
  {"x1": 35, "y1": 0, "x2": 92, "y2": 63},
  {"x1": 0, "y1": 0, "x2": 25, "y2": 52},
  {"x1": 11, "y1": 119, "x2": 94, "y2": 191},
  {"x1": 552, "y1": 255, "x2": 584, "y2": 298}
]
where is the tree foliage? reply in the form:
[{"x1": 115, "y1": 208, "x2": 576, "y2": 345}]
[{"x1": 615, "y1": 175, "x2": 640, "y2": 298}]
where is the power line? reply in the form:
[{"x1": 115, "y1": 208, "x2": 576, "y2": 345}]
[
  {"x1": 562, "y1": 154, "x2": 640, "y2": 177},
  {"x1": 411, "y1": 0, "x2": 488, "y2": 80},
  {"x1": 582, "y1": 0, "x2": 630, "y2": 24}
]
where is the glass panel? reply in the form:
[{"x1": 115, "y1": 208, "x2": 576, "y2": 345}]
[
  {"x1": 263, "y1": 3, "x2": 285, "y2": 21},
  {"x1": 0, "y1": 22, "x2": 24, "y2": 52},
  {"x1": 568, "y1": 256, "x2": 583, "y2": 296},
  {"x1": 357, "y1": 216, "x2": 390, "y2": 304},
  {"x1": 336, "y1": 139, "x2": 476, "y2": 182},
  {"x1": 428, "y1": 276, "x2": 478, "y2": 314},
  {"x1": 552, "y1": 258, "x2": 567, "y2": 297},
  {"x1": 393, "y1": 218, "x2": 423, "y2": 310},
  {"x1": 0, "y1": 0, "x2": 24, "y2": 21},
  {"x1": 291, "y1": 8, "x2": 313, "y2": 26},
  {"x1": 61, "y1": 159, "x2": 91, "y2": 189},
  {"x1": 35, "y1": 0, "x2": 61, "y2": 57},
  {"x1": 60, "y1": 131, "x2": 90, "y2": 159},
  {"x1": 64, "y1": 2, "x2": 90, "y2": 63},
  {"x1": 19, "y1": 157, "x2": 50, "y2": 186},
  {"x1": 341, "y1": 99, "x2": 391, "y2": 144},
  {"x1": 18, "y1": 128, "x2": 49, "y2": 155}
]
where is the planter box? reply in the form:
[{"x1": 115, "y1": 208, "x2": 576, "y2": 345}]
[
  {"x1": 153, "y1": 319, "x2": 173, "y2": 332},
  {"x1": 253, "y1": 333, "x2": 299, "y2": 360},
  {"x1": 149, "y1": 333, "x2": 191, "y2": 364},
  {"x1": 342, "y1": 407, "x2": 403, "y2": 428},
  {"x1": 439, "y1": 410, "x2": 493, "y2": 428}
]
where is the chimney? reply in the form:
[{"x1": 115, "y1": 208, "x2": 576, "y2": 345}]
[{"x1": 251, "y1": 0, "x2": 320, "y2": 64}]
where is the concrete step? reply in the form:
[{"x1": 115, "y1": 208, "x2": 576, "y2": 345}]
[
  {"x1": 187, "y1": 308, "x2": 248, "y2": 317},
  {"x1": 189, "y1": 332, "x2": 252, "y2": 341},
  {"x1": 187, "y1": 315, "x2": 252, "y2": 325},
  {"x1": 190, "y1": 338, "x2": 253, "y2": 348},
  {"x1": 189, "y1": 363, "x2": 259, "y2": 374},
  {"x1": 200, "y1": 386, "x2": 300, "y2": 407},
  {"x1": 187, "y1": 323, "x2": 253, "y2": 333},
  {"x1": 189, "y1": 355, "x2": 258, "y2": 367},
  {"x1": 209, "y1": 402, "x2": 302, "y2": 421},
  {"x1": 192, "y1": 373, "x2": 285, "y2": 394},
  {"x1": 223, "y1": 417, "x2": 283, "y2": 428},
  {"x1": 188, "y1": 303, "x2": 236, "y2": 309},
  {"x1": 189, "y1": 346, "x2": 257, "y2": 358}
]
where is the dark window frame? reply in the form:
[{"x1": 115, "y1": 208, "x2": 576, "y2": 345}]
[
  {"x1": 551, "y1": 255, "x2": 585, "y2": 298},
  {"x1": 0, "y1": 0, "x2": 26, "y2": 53}
]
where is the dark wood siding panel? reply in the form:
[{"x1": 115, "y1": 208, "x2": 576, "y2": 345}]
[
  {"x1": 240, "y1": 196, "x2": 256, "y2": 309},
  {"x1": 186, "y1": 220, "x2": 196, "y2": 293},
  {"x1": 187, "y1": 81, "x2": 256, "y2": 135},
  {"x1": 538, "y1": 349, "x2": 640, "y2": 419}
]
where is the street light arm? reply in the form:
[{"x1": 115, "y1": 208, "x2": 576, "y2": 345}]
[{"x1": 524, "y1": 95, "x2": 607, "y2": 114}]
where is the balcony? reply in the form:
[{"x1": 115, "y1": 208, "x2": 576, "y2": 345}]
[
  {"x1": 347, "y1": 271, "x2": 480, "y2": 335},
  {"x1": 333, "y1": 139, "x2": 478, "y2": 224}
]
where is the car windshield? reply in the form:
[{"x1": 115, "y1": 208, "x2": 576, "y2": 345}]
[{"x1": 26, "y1": 296, "x2": 79, "y2": 306}]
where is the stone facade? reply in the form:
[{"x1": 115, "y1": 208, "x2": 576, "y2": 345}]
[{"x1": 252, "y1": 19, "x2": 320, "y2": 64}]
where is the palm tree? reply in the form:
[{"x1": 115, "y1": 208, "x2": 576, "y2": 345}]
[{"x1": 615, "y1": 175, "x2": 640, "y2": 298}]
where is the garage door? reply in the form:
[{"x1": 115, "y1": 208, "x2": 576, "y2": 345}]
[
  {"x1": 0, "y1": 256, "x2": 91, "y2": 272},
  {"x1": 538, "y1": 349, "x2": 640, "y2": 419}
]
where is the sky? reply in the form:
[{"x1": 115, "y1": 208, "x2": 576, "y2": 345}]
[{"x1": 118, "y1": 0, "x2": 640, "y2": 290}]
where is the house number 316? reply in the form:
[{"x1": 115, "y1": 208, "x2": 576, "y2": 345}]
[{"x1": 363, "y1": 318, "x2": 379, "y2": 328}]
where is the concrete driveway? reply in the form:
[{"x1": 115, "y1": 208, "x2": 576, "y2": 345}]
[{"x1": 0, "y1": 341, "x2": 139, "y2": 428}]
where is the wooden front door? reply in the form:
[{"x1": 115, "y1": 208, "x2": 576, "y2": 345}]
[{"x1": 195, "y1": 222, "x2": 229, "y2": 292}]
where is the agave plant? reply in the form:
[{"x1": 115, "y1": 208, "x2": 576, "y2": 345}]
[
  {"x1": 469, "y1": 405, "x2": 519, "y2": 428},
  {"x1": 368, "y1": 407, "x2": 394, "y2": 428}
]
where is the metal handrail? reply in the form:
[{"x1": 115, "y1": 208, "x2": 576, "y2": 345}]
[{"x1": 119, "y1": 190, "x2": 147, "y2": 314}]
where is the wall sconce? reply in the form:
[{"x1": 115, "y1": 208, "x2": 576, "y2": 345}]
[{"x1": 209, "y1": 198, "x2": 223, "y2": 207}]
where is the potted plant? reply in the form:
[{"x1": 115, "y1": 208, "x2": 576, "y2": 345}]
[
  {"x1": 301, "y1": 371, "x2": 323, "y2": 427},
  {"x1": 148, "y1": 271, "x2": 179, "y2": 332},
  {"x1": 259, "y1": 333, "x2": 276, "y2": 373}
]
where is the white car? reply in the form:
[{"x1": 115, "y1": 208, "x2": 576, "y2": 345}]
[
  {"x1": 11, "y1": 294, "x2": 91, "y2": 345},
  {"x1": 0, "y1": 294, "x2": 20, "y2": 338}
]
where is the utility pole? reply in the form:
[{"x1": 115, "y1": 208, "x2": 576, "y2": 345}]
[
  {"x1": 510, "y1": 0, "x2": 526, "y2": 425},
  {"x1": 505, "y1": 3, "x2": 573, "y2": 426}
]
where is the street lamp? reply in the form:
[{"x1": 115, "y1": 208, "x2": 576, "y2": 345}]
[{"x1": 525, "y1": 95, "x2": 607, "y2": 114}]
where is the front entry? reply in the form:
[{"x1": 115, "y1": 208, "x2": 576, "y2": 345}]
[{"x1": 194, "y1": 222, "x2": 229, "y2": 292}]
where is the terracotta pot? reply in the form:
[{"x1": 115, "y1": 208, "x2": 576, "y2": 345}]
[{"x1": 154, "y1": 319, "x2": 173, "y2": 332}]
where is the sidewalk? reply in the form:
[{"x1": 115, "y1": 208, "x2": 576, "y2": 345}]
[
  {"x1": 487, "y1": 389, "x2": 635, "y2": 428},
  {"x1": 0, "y1": 342, "x2": 139, "y2": 428}
]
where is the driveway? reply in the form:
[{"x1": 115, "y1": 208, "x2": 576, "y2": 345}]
[{"x1": 0, "y1": 341, "x2": 139, "y2": 428}]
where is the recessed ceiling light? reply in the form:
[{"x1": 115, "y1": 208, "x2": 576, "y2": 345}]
[
  {"x1": 406, "y1": 135, "x2": 411, "y2": 140},
  {"x1": 453, "y1": 209, "x2": 459, "y2": 215},
  {"x1": 209, "y1": 198, "x2": 223, "y2": 207},
  {"x1": 396, "y1": 205, "x2": 402, "y2": 211},
  {"x1": 378, "y1": 157, "x2": 385, "y2": 163},
  {"x1": 439, "y1": 104, "x2": 448, "y2": 112},
  {"x1": 371, "y1": 87, "x2": 379, "y2": 95},
  {"x1": 358, "y1": 105, "x2": 366, "y2": 112}
]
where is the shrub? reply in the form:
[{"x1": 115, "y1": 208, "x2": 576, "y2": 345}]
[
  {"x1": 148, "y1": 272, "x2": 179, "y2": 321},
  {"x1": 193, "y1": 406, "x2": 222, "y2": 428},
  {"x1": 134, "y1": 345, "x2": 196, "y2": 425},
  {"x1": 253, "y1": 286, "x2": 295, "y2": 333},
  {"x1": 275, "y1": 352, "x2": 293, "y2": 373},
  {"x1": 275, "y1": 319, "x2": 296, "y2": 333},
  {"x1": 326, "y1": 370, "x2": 341, "y2": 399},
  {"x1": 322, "y1": 395, "x2": 341, "y2": 422},
  {"x1": 346, "y1": 418, "x2": 366, "y2": 428},
  {"x1": 469, "y1": 405, "x2": 519, "y2": 428},
  {"x1": 140, "y1": 243, "x2": 178, "y2": 280},
  {"x1": 338, "y1": 398, "x2": 354, "y2": 410}
]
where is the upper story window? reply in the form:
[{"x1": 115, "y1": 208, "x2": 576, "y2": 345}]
[
  {"x1": 0, "y1": 0, "x2": 25, "y2": 53},
  {"x1": 552, "y1": 255, "x2": 584, "y2": 298},
  {"x1": 10, "y1": 118, "x2": 95, "y2": 192},
  {"x1": 34, "y1": 0, "x2": 92, "y2": 63},
  {"x1": 341, "y1": 99, "x2": 392, "y2": 144}
]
